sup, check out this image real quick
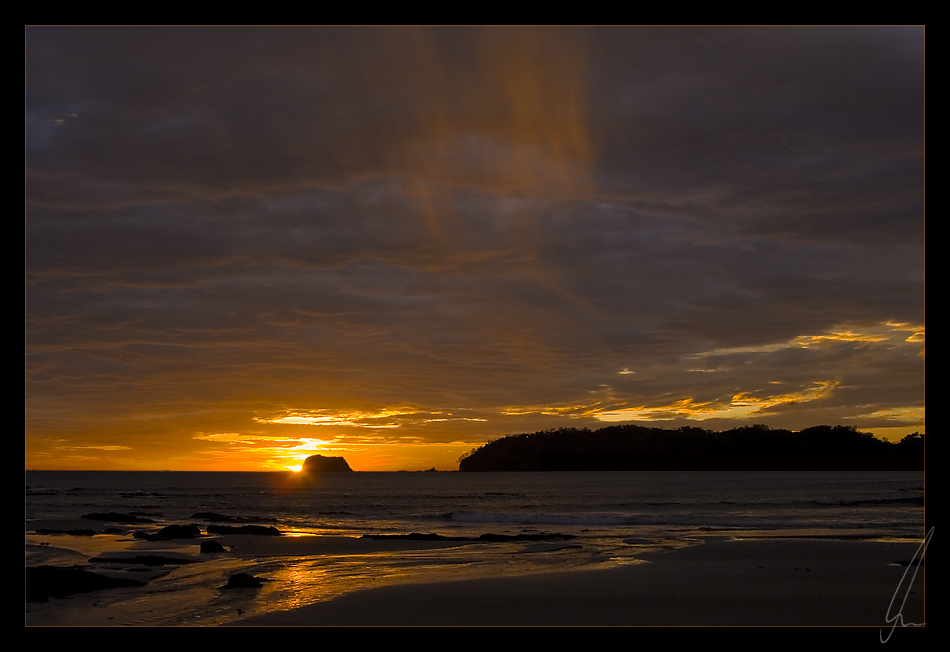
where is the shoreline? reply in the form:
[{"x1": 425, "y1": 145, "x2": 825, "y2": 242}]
[
  {"x1": 232, "y1": 536, "x2": 927, "y2": 627},
  {"x1": 25, "y1": 469, "x2": 926, "y2": 627}
]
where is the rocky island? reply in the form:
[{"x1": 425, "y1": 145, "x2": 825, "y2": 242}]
[{"x1": 302, "y1": 454, "x2": 353, "y2": 472}]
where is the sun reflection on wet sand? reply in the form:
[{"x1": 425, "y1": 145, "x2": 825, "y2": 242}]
[{"x1": 25, "y1": 534, "x2": 627, "y2": 626}]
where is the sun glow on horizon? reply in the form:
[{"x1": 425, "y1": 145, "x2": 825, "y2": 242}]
[{"x1": 178, "y1": 428, "x2": 479, "y2": 472}]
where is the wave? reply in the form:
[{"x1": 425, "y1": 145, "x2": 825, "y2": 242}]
[{"x1": 451, "y1": 510, "x2": 657, "y2": 526}]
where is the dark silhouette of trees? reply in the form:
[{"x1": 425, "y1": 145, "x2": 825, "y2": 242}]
[
  {"x1": 457, "y1": 424, "x2": 924, "y2": 472},
  {"x1": 895, "y1": 432, "x2": 925, "y2": 453}
]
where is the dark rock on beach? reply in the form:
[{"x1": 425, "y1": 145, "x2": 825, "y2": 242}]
[
  {"x1": 151, "y1": 524, "x2": 203, "y2": 539},
  {"x1": 223, "y1": 572, "x2": 266, "y2": 588},
  {"x1": 25, "y1": 565, "x2": 145, "y2": 602},
  {"x1": 200, "y1": 540, "x2": 227, "y2": 553}
]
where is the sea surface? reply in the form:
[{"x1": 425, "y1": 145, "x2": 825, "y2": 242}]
[{"x1": 25, "y1": 469, "x2": 926, "y2": 626}]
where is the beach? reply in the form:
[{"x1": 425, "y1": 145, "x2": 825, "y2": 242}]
[
  {"x1": 26, "y1": 530, "x2": 927, "y2": 628},
  {"x1": 25, "y1": 470, "x2": 926, "y2": 627},
  {"x1": 231, "y1": 536, "x2": 926, "y2": 627}
]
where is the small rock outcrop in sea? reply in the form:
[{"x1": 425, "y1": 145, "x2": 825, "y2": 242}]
[{"x1": 302, "y1": 454, "x2": 353, "y2": 472}]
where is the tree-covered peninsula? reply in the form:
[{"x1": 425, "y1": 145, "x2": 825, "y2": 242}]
[{"x1": 457, "y1": 424, "x2": 924, "y2": 472}]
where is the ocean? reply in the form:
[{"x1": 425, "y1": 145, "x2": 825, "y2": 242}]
[{"x1": 25, "y1": 469, "x2": 925, "y2": 626}]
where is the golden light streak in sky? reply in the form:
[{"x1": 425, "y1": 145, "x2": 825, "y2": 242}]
[{"x1": 581, "y1": 381, "x2": 840, "y2": 423}]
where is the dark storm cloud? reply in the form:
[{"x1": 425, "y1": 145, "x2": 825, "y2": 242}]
[
  {"x1": 587, "y1": 27, "x2": 924, "y2": 244},
  {"x1": 25, "y1": 27, "x2": 924, "y2": 468}
]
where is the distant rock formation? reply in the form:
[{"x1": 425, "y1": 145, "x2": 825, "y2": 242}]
[{"x1": 302, "y1": 454, "x2": 353, "y2": 472}]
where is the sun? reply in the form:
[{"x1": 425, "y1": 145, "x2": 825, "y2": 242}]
[{"x1": 286, "y1": 464, "x2": 303, "y2": 473}]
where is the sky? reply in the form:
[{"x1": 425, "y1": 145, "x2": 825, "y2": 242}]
[{"x1": 25, "y1": 26, "x2": 925, "y2": 472}]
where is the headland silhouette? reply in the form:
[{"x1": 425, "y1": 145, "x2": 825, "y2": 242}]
[{"x1": 457, "y1": 424, "x2": 924, "y2": 471}]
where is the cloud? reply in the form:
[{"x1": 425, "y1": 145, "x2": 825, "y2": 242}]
[{"x1": 25, "y1": 27, "x2": 925, "y2": 469}]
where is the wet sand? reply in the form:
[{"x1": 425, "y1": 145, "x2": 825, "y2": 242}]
[
  {"x1": 25, "y1": 528, "x2": 481, "y2": 626},
  {"x1": 26, "y1": 522, "x2": 928, "y2": 628},
  {"x1": 233, "y1": 538, "x2": 927, "y2": 627}
]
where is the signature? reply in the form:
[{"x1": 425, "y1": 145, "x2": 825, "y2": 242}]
[{"x1": 880, "y1": 526, "x2": 931, "y2": 643}]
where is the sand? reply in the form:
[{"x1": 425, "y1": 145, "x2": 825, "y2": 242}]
[
  {"x1": 232, "y1": 537, "x2": 927, "y2": 627},
  {"x1": 26, "y1": 523, "x2": 928, "y2": 628}
]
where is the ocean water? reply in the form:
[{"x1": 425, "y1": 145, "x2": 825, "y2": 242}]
[{"x1": 25, "y1": 470, "x2": 925, "y2": 626}]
